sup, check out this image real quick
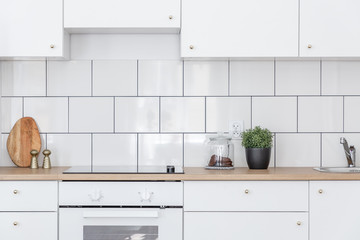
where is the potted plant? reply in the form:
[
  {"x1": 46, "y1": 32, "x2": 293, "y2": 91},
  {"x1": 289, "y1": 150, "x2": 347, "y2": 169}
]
[{"x1": 241, "y1": 126, "x2": 273, "y2": 169}]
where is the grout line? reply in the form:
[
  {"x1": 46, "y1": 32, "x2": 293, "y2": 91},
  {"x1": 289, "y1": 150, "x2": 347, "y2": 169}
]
[
  {"x1": 113, "y1": 97, "x2": 116, "y2": 133},
  {"x1": 136, "y1": 133, "x2": 139, "y2": 173},
  {"x1": 91, "y1": 60, "x2": 94, "y2": 97},
  {"x1": 45, "y1": 60, "x2": 48, "y2": 96},
  {"x1": 91, "y1": 133, "x2": 93, "y2": 171},
  {"x1": 320, "y1": 60, "x2": 322, "y2": 96},
  {"x1": 182, "y1": 60, "x2": 185, "y2": 96},
  {"x1": 297, "y1": 96, "x2": 299, "y2": 133},
  {"x1": 136, "y1": 60, "x2": 139, "y2": 97},
  {"x1": 273, "y1": 133, "x2": 276, "y2": 167},
  {"x1": 228, "y1": 60, "x2": 230, "y2": 96},
  {"x1": 273, "y1": 60, "x2": 276, "y2": 96},
  {"x1": 343, "y1": 96, "x2": 345, "y2": 133},
  {"x1": 250, "y1": 96, "x2": 253, "y2": 129},
  {"x1": 159, "y1": 97, "x2": 161, "y2": 133},
  {"x1": 22, "y1": 97, "x2": 24, "y2": 117},
  {"x1": 204, "y1": 97, "x2": 207, "y2": 133},
  {"x1": 298, "y1": 0, "x2": 300, "y2": 57},
  {"x1": 67, "y1": 97, "x2": 70, "y2": 133},
  {"x1": 182, "y1": 133, "x2": 185, "y2": 168},
  {"x1": 45, "y1": 133, "x2": 48, "y2": 149}
]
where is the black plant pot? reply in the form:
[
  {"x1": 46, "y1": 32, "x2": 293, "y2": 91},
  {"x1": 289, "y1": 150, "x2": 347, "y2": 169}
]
[{"x1": 245, "y1": 148, "x2": 271, "y2": 169}]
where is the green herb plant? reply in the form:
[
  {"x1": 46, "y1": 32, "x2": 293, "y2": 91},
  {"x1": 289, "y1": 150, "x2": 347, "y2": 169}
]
[{"x1": 241, "y1": 126, "x2": 273, "y2": 149}]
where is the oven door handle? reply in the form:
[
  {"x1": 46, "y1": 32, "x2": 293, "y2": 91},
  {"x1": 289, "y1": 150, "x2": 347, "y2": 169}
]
[{"x1": 83, "y1": 210, "x2": 159, "y2": 218}]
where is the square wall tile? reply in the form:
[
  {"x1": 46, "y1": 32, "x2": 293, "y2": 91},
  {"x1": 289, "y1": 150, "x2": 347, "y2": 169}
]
[
  {"x1": 252, "y1": 97, "x2": 297, "y2": 132},
  {"x1": 322, "y1": 133, "x2": 360, "y2": 167},
  {"x1": 344, "y1": 97, "x2": 360, "y2": 132},
  {"x1": 276, "y1": 133, "x2": 320, "y2": 167},
  {"x1": 138, "y1": 60, "x2": 183, "y2": 96},
  {"x1": 275, "y1": 60, "x2": 320, "y2": 95},
  {"x1": 206, "y1": 97, "x2": 251, "y2": 133},
  {"x1": 138, "y1": 134, "x2": 183, "y2": 167},
  {"x1": 161, "y1": 97, "x2": 205, "y2": 132},
  {"x1": 322, "y1": 61, "x2": 360, "y2": 95},
  {"x1": 184, "y1": 134, "x2": 208, "y2": 167},
  {"x1": 48, "y1": 61, "x2": 91, "y2": 96},
  {"x1": 1, "y1": 61, "x2": 46, "y2": 96},
  {"x1": 184, "y1": 61, "x2": 228, "y2": 96},
  {"x1": 2, "y1": 97, "x2": 22, "y2": 133},
  {"x1": 298, "y1": 97, "x2": 343, "y2": 132},
  {"x1": 93, "y1": 60, "x2": 137, "y2": 96},
  {"x1": 1, "y1": 134, "x2": 46, "y2": 167},
  {"x1": 93, "y1": 134, "x2": 137, "y2": 166},
  {"x1": 69, "y1": 97, "x2": 113, "y2": 133},
  {"x1": 230, "y1": 61, "x2": 274, "y2": 96},
  {"x1": 47, "y1": 134, "x2": 91, "y2": 167},
  {"x1": 24, "y1": 97, "x2": 68, "y2": 133},
  {"x1": 115, "y1": 97, "x2": 159, "y2": 132}
]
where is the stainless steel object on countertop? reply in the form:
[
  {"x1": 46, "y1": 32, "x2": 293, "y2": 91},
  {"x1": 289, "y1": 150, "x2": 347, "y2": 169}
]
[{"x1": 340, "y1": 137, "x2": 356, "y2": 167}]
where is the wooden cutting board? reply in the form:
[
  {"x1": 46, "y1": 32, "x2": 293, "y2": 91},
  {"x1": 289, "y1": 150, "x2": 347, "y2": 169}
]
[{"x1": 7, "y1": 117, "x2": 41, "y2": 167}]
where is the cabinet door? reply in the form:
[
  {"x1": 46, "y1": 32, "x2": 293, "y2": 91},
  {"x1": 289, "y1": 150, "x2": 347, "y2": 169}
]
[
  {"x1": 185, "y1": 212, "x2": 308, "y2": 240},
  {"x1": 0, "y1": 212, "x2": 57, "y2": 240},
  {"x1": 310, "y1": 181, "x2": 360, "y2": 240},
  {"x1": 300, "y1": 0, "x2": 360, "y2": 57},
  {"x1": 64, "y1": 0, "x2": 180, "y2": 33},
  {"x1": 181, "y1": 0, "x2": 298, "y2": 57},
  {"x1": 0, "y1": 0, "x2": 65, "y2": 57}
]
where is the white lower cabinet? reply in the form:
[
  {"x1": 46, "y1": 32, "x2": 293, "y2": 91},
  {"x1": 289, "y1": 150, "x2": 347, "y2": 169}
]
[
  {"x1": 185, "y1": 212, "x2": 308, "y2": 240},
  {"x1": 0, "y1": 212, "x2": 57, "y2": 240},
  {"x1": 310, "y1": 181, "x2": 360, "y2": 240}
]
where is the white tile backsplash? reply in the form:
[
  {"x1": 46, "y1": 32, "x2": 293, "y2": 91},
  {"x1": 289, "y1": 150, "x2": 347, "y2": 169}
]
[
  {"x1": 93, "y1": 60, "x2": 137, "y2": 96},
  {"x1": 184, "y1": 61, "x2": 228, "y2": 96},
  {"x1": 230, "y1": 61, "x2": 274, "y2": 96},
  {"x1": 275, "y1": 60, "x2": 320, "y2": 95},
  {"x1": 276, "y1": 133, "x2": 321, "y2": 167},
  {"x1": 115, "y1": 97, "x2": 159, "y2": 132},
  {"x1": 2, "y1": 59, "x2": 360, "y2": 168},
  {"x1": 48, "y1": 61, "x2": 91, "y2": 96},
  {"x1": 24, "y1": 97, "x2": 68, "y2": 133},
  {"x1": 138, "y1": 134, "x2": 183, "y2": 167},
  {"x1": 161, "y1": 97, "x2": 205, "y2": 132},
  {"x1": 93, "y1": 134, "x2": 137, "y2": 166},
  {"x1": 298, "y1": 96, "x2": 343, "y2": 132},
  {"x1": 252, "y1": 97, "x2": 297, "y2": 132},
  {"x1": 138, "y1": 60, "x2": 183, "y2": 96},
  {"x1": 47, "y1": 134, "x2": 91, "y2": 167},
  {"x1": 206, "y1": 97, "x2": 251, "y2": 133},
  {"x1": 322, "y1": 61, "x2": 360, "y2": 95},
  {"x1": 2, "y1": 97, "x2": 22, "y2": 132},
  {"x1": 1, "y1": 61, "x2": 46, "y2": 96},
  {"x1": 69, "y1": 97, "x2": 113, "y2": 133}
]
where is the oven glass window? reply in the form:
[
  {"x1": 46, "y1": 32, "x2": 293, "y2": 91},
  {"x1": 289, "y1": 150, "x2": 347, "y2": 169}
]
[{"x1": 84, "y1": 226, "x2": 158, "y2": 240}]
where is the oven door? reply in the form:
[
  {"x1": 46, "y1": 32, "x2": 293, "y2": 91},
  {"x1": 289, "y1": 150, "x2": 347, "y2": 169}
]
[{"x1": 59, "y1": 208, "x2": 182, "y2": 240}]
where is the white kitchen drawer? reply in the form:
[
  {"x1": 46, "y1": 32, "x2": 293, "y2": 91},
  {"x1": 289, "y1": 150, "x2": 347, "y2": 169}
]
[
  {"x1": 0, "y1": 212, "x2": 57, "y2": 240},
  {"x1": 185, "y1": 212, "x2": 308, "y2": 240},
  {"x1": 184, "y1": 181, "x2": 308, "y2": 211},
  {"x1": 59, "y1": 182, "x2": 183, "y2": 206},
  {"x1": 0, "y1": 181, "x2": 58, "y2": 211}
]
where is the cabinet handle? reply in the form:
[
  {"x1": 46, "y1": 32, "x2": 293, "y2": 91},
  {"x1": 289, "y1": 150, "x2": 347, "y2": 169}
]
[
  {"x1": 189, "y1": 45, "x2": 194, "y2": 50},
  {"x1": 169, "y1": 15, "x2": 173, "y2": 20},
  {"x1": 307, "y1": 44, "x2": 312, "y2": 49},
  {"x1": 13, "y1": 190, "x2": 18, "y2": 194},
  {"x1": 318, "y1": 189, "x2": 323, "y2": 194},
  {"x1": 13, "y1": 222, "x2": 18, "y2": 226},
  {"x1": 297, "y1": 221, "x2": 301, "y2": 226},
  {"x1": 50, "y1": 44, "x2": 55, "y2": 49},
  {"x1": 244, "y1": 189, "x2": 249, "y2": 194}
]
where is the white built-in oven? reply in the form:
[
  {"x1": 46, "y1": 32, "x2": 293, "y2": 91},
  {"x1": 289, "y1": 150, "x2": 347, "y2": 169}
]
[{"x1": 59, "y1": 182, "x2": 183, "y2": 240}]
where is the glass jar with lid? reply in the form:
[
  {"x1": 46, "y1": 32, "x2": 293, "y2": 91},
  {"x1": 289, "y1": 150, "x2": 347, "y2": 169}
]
[{"x1": 205, "y1": 133, "x2": 234, "y2": 169}]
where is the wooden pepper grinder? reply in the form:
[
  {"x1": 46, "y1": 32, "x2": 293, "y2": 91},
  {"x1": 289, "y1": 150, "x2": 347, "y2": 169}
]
[
  {"x1": 30, "y1": 150, "x2": 39, "y2": 169},
  {"x1": 42, "y1": 149, "x2": 52, "y2": 169}
]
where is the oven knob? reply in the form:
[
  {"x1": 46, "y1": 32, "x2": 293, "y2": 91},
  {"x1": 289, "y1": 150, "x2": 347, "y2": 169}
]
[
  {"x1": 138, "y1": 189, "x2": 154, "y2": 203},
  {"x1": 88, "y1": 190, "x2": 103, "y2": 202}
]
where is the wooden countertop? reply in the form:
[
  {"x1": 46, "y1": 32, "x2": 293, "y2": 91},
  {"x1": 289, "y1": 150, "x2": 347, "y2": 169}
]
[{"x1": 2, "y1": 167, "x2": 360, "y2": 181}]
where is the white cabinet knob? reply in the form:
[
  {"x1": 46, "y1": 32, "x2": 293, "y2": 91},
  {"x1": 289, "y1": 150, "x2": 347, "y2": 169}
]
[{"x1": 50, "y1": 44, "x2": 55, "y2": 49}]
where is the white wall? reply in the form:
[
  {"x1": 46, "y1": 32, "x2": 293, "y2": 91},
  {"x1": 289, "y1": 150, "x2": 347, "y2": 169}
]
[{"x1": 1, "y1": 58, "x2": 359, "y2": 168}]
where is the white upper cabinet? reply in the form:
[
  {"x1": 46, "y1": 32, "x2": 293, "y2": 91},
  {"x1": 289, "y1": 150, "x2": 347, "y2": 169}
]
[
  {"x1": 0, "y1": 0, "x2": 68, "y2": 58},
  {"x1": 64, "y1": 0, "x2": 180, "y2": 33},
  {"x1": 300, "y1": 0, "x2": 360, "y2": 57},
  {"x1": 181, "y1": 0, "x2": 299, "y2": 58}
]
